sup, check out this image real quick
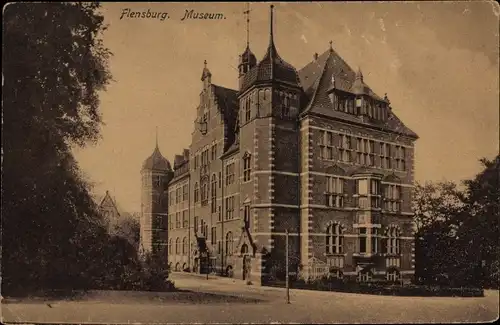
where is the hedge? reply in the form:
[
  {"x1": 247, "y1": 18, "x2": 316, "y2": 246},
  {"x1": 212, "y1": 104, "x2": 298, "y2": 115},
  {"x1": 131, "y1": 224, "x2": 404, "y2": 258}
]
[{"x1": 266, "y1": 278, "x2": 484, "y2": 297}]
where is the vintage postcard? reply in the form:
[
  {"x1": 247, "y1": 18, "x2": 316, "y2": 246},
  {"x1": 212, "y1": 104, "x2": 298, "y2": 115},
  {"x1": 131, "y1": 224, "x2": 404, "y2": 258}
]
[{"x1": 2, "y1": 1, "x2": 499, "y2": 324}]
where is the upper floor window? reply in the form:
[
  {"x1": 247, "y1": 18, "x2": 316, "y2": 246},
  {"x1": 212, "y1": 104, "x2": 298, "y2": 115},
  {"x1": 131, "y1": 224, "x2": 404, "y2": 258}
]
[
  {"x1": 168, "y1": 239, "x2": 173, "y2": 255},
  {"x1": 175, "y1": 237, "x2": 181, "y2": 255},
  {"x1": 384, "y1": 184, "x2": 401, "y2": 212},
  {"x1": 211, "y1": 227, "x2": 216, "y2": 245},
  {"x1": 225, "y1": 196, "x2": 235, "y2": 220},
  {"x1": 211, "y1": 144, "x2": 217, "y2": 161},
  {"x1": 225, "y1": 162, "x2": 235, "y2": 185},
  {"x1": 243, "y1": 205, "x2": 250, "y2": 229},
  {"x1": 358, "y1": 227, "x2": 367, "y2": 253},
  {"x1": 176, "y1": 188, "x2": 181, "y2": 204},
  {"x1": 182, "y1": 210, "x2": 188, "y2": 228},
  {"x1": 182, "y1": 184, "x2": 188, "y2": 201},
  {"x1": 325, "y1": 177, "x2": 344, "y2": 208},
  {"x1": 245, "y1": 97, "x2": 251, "y2": 123},
  {"x1": 319, "y1": 130, "x2": 335, "y2": 160},
  {"x1": 201, "y1": 179, "x2": 209, "y2": 206},
  {"x1": 379, "y1": 143, "x2": 392, "y2": 169},
  {"x1": 211, "y1": 174, "x2": 217, "y2": 213},
  {"x1": 243, "y1": 154, "x2": 251, "y2": 182},
  {"x1": 326, "y1": 223, "x2": 344, "y2": 254},
  {"x1": 194, "y1": 182, "x2": 199, "y2": 203},
  {"x1": 182, "y1": 237, "x2": 188, "y2": 255},
  {"x1": 395, "y1": 145, "x2": 406, "y2": 171}
]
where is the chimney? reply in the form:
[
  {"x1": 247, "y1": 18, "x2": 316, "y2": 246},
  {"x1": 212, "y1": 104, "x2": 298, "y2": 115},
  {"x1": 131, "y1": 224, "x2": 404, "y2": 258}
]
[{"x1": 313, "y1": 53, "x2": 318, "y2": 61}]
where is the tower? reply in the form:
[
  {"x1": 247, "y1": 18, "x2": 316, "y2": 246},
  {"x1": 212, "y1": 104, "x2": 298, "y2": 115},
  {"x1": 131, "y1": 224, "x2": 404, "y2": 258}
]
[
  {"x1": 140, "y1": 131, "x2": 174, "y2": 259},
  {"x1": 237, "y1": 5, "x2": 303, "y2": 283}
]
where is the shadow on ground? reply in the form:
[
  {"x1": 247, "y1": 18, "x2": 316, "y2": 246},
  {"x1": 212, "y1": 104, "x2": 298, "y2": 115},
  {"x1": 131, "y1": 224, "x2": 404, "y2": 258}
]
[{"x1": 2, "y1": 289, "x2": 264, "y2": 305}]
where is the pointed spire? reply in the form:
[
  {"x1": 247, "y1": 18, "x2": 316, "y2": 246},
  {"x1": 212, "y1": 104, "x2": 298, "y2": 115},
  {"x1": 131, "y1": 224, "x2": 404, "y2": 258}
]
[
  {"x1": 201, "y1": 60, "x2": 212, "y2": 82},
  {"x1": 356, "y1": 67, "x2": 364, "y2": 81},
  {"x1": 155, "y1": 126, "x2": 159, "y2": 149},
  {"x1": 329, "y1": 40, "x2": 333, "y2": 52},
  {"x1": 268, "y1": 5, "x2": 275, "y2": 59},
  {"x1": 244, "y1": 3, "x2": 251, "y2": 47}
]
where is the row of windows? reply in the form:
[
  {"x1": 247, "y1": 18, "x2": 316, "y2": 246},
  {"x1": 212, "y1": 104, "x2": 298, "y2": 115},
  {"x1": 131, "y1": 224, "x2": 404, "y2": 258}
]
[
  {"x1": 168, "y1": 210, "x2": 189, "y2": 230},
  {"x1": 326, "y1": 224, "x2": 401, "y2": 255},
  {"x1": 193, "y1": 143, "x2": 218, "y2": 170},
  {"x1": 319, "y1": 131, "x2": 407, "y2": 171},
  {"x1": 324, "y1": 177, "x2": 403, "y2": 211},
  {"x1": 240, "y1": 89, "x2": 299, "y2": 125},
  {"x1": 169, "y1": 231, "x2": 236, "y2": 256},
  {"x1": 169, "y1": 184, "x2": 188, "y2": 206},
  {"x1": 330, "y1": 93, "x2": 389, "y2": 122}
]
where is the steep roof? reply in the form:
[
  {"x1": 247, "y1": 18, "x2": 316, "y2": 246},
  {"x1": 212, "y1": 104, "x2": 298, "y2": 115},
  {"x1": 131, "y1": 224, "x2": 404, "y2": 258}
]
[
  {"x1": 298, "y1": 47, "x2": 418, "y2": 139},
  {"x1": 98, "y1": 190, "x2": 121, "y2": 216},
  {"x1": 212, "y1": 84, "x2": 240, "y2": 152},
  {"x1": 142, "y1": 145, "x2": 172, "y2": 171}
]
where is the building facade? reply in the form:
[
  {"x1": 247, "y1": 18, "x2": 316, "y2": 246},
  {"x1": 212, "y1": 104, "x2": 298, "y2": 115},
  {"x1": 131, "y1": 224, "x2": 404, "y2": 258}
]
[{"x1": 144, "y1": 5, "x2": 418, "y2": 284}]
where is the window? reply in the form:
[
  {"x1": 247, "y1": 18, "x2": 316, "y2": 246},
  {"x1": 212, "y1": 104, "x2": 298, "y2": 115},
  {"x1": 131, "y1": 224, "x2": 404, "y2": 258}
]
[
  {"x1": 358, "y1": 179, "x2": 368, "y2": 195},
  {"x1": 182, "y1": 237, "x2": 188, "y2": 255},
  {"x1": 371, "y1": 228, "x2": 379, "y2": 253},
  {"x1": 245, "y1": 97, "x2": 251, "y2": 122},
  {"x1": 194, "y1": 216, "x2": 198, "y2": 233},
  {"x1": 168, "y1": 239, "x2": 173, "y2": 255},
  {"x1": 194, "y1": 183, "x2": 199, "y2": 203},
  {"x1": 218, "y1": 172, "x2": 222, "y2": 188},
  {"x1": 358, "y1": 269, "x2": 373, "y2": 282},
  {"x1": 387, "y1": 269, "x2": 400, "y2": 282},
  {"x1": 211, "y1": 174, "x2": 217, "y2": 213},
  {"x1": 175, "y1": 238, "x2": 180, "y2": 255},
  {"x1": 175, "y1": 212, "x2": 180, "y2": 228},
  {"x1": 379, "y1": 143, "x2": 392, "y2": 169},
  {"x1": 194, "y1": 154, "x2": 199, "y2": 169},
  {"x1": 182, "y1": 210, "x2": 188, "y2": 228},
  {"x1": 169, "y1": 191, "x2": 174, "y2": 206},
  {"x1": 211, "y1": 144, "x2": 217, "y2": 161},
  {"x1": 182, "y1": 184, "x2": 188, "y2": 201},
  {"x1": 225, "y1": 196, "x2": 235, "y2": 220},
  {"x1": 325, "y1": 177, "x2": 344, "y2": 207},
  {"x1": 243, "y1": 154, "x2": 251, "y2": 182},
  {"x1": 201, "y1": 179, "x2": 209, "y2": 205},
  {"x1": 153, "y1": 176, "x2": 161, "y2": 188},
  {"x1": 218, "y1": 206, "x2": 222, "y2": 222},
  {"x1": 338, "y1": 134, "x2": 351, "y2": 162},
  {"x1": 226, "y1": 232, "x2": 234, "y2": 256},
  {"x1": 319, "y1": 130, "x2": 335, "y2": 160},
  {"x1": 395, "y1": 145, "x2": 406, "y2": 171},
  {"x1": 176, "y1": 188, "x2": 181, "y2": 204},
  {"x1": 225, "y1": 162, "x2": 235, "y2": 185},
  {"x1": 358, "y1": 227, "x2": 367, "y2": 253},
  {"x1": 326, "y1": 223, "x2": 344, "y2": 254},
  {"x1": 168, "y1": 216, "x2": 173, "y2": 230},
  {"x1": 385, "y1": 185, "x2": 401, "y2": 212},
  {"x1": 244, "y1": 205, "x2": 250, "y2": 229},
  {"x1": 386, "y1": 226, "x2": 401, "y2": 254},
  {"x1": 211, "y1": 227, "x2": 216, "y2": 245},
  {"x1": 370, "y1": 180, "x2": 380, "y2": 208}
]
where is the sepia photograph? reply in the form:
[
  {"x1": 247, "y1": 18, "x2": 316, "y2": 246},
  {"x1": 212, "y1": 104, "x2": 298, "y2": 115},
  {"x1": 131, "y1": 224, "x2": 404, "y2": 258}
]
[{"x1": 2, "y1": 1, "x2": 499, "y2": 324}]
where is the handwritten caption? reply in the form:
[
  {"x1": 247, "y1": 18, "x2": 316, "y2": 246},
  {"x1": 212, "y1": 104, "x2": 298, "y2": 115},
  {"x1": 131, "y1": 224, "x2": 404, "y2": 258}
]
[{"x1": 119, "y1": 8, "x2": 227, "y2": 21}]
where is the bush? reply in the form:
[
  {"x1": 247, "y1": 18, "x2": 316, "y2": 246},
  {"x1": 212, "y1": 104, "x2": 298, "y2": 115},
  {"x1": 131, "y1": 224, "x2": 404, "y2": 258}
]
[{"x1": 282, "y1": 277, "x2": 484, "y2": 297}]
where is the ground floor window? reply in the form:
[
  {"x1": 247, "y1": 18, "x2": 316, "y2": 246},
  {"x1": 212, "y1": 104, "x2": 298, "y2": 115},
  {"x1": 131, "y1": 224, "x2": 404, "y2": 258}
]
[
  {"x1": 357, "y1": 269, "x2": 373, "y2": 282},
  {"x1": 386, "y1": 269, "x2": 400, "y2": 282}
]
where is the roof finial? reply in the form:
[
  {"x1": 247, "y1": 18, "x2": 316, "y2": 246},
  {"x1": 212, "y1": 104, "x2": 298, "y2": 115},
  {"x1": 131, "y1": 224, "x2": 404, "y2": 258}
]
[
  {"x1": 269, "y1": 5, "x2": 275, "y2": 49},
  {"x1": 155, "y1": 126, "x2": 159, "y2": 148},
  {"x1": 204, "y1": 60, "x2": 207, "y2": 69},
  {"x1": 244, "y1": 3, "x2": 251, "y2": 47},
  {"x1": 329, "y1": 40, "x2": 333, "y2": 51}
]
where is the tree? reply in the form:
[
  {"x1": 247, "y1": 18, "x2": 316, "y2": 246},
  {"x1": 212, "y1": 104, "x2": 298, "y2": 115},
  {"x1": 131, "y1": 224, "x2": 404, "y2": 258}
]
[
  {"x1": 412, "y1": 181, "x2": 465, "y2": 285},
  {"x1": 457, "y1": 155, "x2": 500, "y2": 288},
  {"x1": 2, "y1": 3, "x2": 112, "y2": 294}
]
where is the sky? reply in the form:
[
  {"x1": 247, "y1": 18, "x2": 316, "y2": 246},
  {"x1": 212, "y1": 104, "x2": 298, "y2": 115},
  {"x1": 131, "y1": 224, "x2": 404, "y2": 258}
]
[{"x1": 73, "y1": 2, "x2": 499, "y2": 213}]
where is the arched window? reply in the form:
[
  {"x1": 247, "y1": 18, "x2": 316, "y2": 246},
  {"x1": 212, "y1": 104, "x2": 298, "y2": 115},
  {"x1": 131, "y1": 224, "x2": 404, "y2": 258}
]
[
  {"x1": 386, "y1": 226, "x2": 401, "y2": 254},
  {"x1": 243, "y1": 153, "x2": 251, "y2": 182},
  {"x1": 194, "y1": 182, "x2": 199, "y2": 203},
  {"x1": 182, "y1": 237, "x2": 188, "y2": 255},
  {"x1": 226, "y1": 232, "x2": 234, "y2": 256},
  {"x1": 211, "y1": 174, "x2": 217, "y2": 213},
  {"x1": 169, "y1": 239, "x2": 173, "y2": 255},
  {"x1": 326, "y1": 223, "x2": 344, "y2": 254},
  {"x1": 175, "y1": 237, "x2": 180, "y2": 255},
  {"x1": 201, "y1": 179, "x2": 209, "y2": 205},
  {"x1": 241, "y1": 243, "x2": 248, "y2": 255}
]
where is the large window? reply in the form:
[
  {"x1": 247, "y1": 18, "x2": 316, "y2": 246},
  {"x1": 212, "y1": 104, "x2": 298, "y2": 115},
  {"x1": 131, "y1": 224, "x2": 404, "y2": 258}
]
[
  {"x1": 384, "y1": 184, "x2": 401, "y2": 212},
  {"x1": 225, "y1": 196, "x2": 235, "y2": 220},
  {"x1": 225, "y1": 162, "x2": 235, "y2": 185},
  {"x1": 211, "y1": 143, "x2": 217, "y2": 161},
  {"x1": 325, "y1": 177, "x2": 344, "y2": 207},
  {"x1": 326, "y1": 223, "x2": 344, "y2": 254},
  {"x1": 356, "y1": 179, "x2": 380, "y2": 209},
  {"x1": 175, "y1": 238, "x2": 180, "y2": 255},
  {"x1": 371, "y1": 228, "x2": 379, "y2": 253},
  {"x1": 175, "y1": 212, "x2": 180, "y2": 228},
  {"x1": 338, "y1": 134, "x2": 351, "y2": 162},
  {"x1": 379, "y1": 143, "x2": 392, "y2": 169},
  {"x1": 201, "y1": 179, "x2": 209, "y2": 206},
  {"x1": 319, "y1": 130, "x2": 335, "y2": 160},
  {"x1": 226, "y1": 232, "x2": 234, "y2": 256},
  {"x1": 182, "y1": 184, "x2": 188, "y2": 201},
  {"x1": 211, "y1": 174, "x2": 217, "y2": 213},
  {"x1": 182, "y1": 210, "x2": 188, "y2": 228},
  {"x1": 386, "y1": 226, "x2": 401, "y2": 254},
  {"x1": 243, "y1": 155, "x2": 251, "y2": 182},
  {"x1": 168, "y1": 239, "x2": 173, "y2": 254},
  {"x1": 358, "y1": 227, "x2": 367, "y2": 253},
  {"x1": 395, "y1": 146, "x2": 406, "y2": 171},
  {"x1": 194, "y1": 182, "x2": 199, "y2": 203},
  {"x1": 182, "y1": 237, "x2": 188, "y2": 255}
]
